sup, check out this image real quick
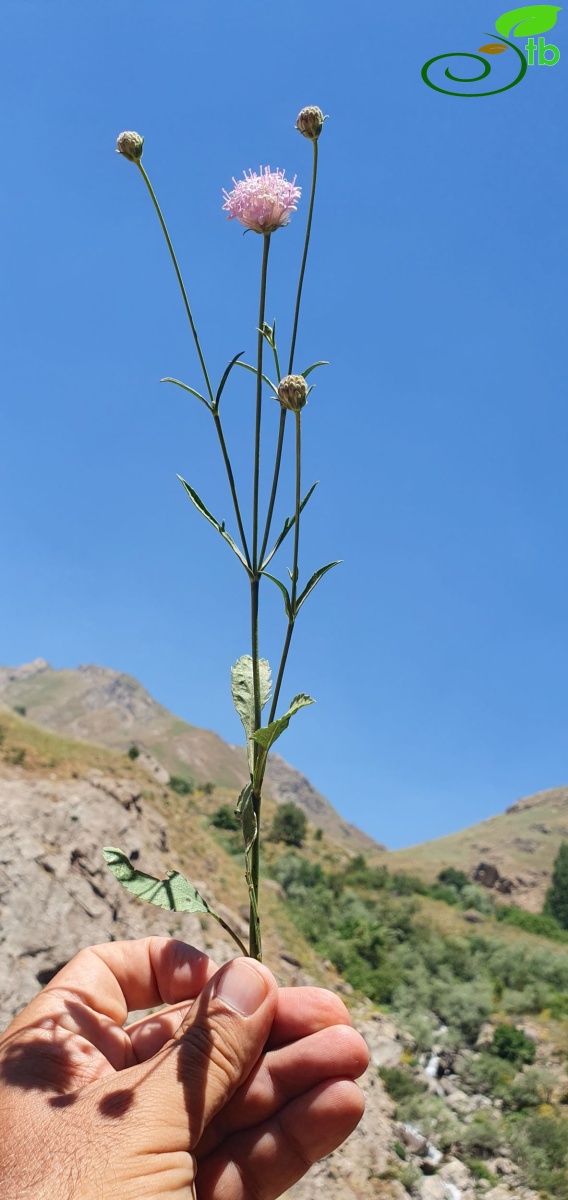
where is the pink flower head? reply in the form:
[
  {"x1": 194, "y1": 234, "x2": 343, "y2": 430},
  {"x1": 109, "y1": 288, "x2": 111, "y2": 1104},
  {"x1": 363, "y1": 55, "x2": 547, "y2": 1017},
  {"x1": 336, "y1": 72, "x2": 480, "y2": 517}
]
[{"x1": 222, "y1": 167, "x2": 301, "y2": 234}]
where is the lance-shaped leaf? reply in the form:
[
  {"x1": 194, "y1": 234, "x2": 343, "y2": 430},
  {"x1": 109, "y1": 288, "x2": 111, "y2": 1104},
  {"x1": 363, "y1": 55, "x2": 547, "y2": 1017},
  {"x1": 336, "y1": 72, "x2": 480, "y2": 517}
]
[
  {"x1": 236, "y1": 782, "x2": 257, "y2": 853},
  {"x1": 262, "y1": 571, "x2": 292, "y2": 619},
  {"x1": 495, "y1": 4, "x2": 560, "y2": 37},
  {"x1": 178, "y1": 476, "x2": 250, "y2": 571},
  {"x1": 261, "y1": 482, "x2": 319, "y2": 571},
  {"x1": 234, "y1": 360, "x2": 279, "y2": 397},
  {"x1": 103, "y1": 848, "x2": 248, "y2": 955},
  {"x1": 252, "y1": 694, "x2": 315, "y2": 788},
  {"x1": 299, "y1": 361, "x2": 329, "y2": 379},
  {"x1": 295, "y1": 561, "x2": 341, "y2": 616},
  {"x1": 231, "y1": 656, "x2": 271, "y2": 771},
  {"x1": 161, "y1": 377, "x2": 211, "y2": 411},
  {"x1": 214, "y1": 351, "x2": 245, "y2": 410}
]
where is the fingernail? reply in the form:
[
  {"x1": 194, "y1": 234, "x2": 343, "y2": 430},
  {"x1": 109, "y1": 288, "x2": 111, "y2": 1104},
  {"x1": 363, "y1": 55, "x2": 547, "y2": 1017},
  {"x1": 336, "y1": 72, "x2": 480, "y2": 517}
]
[{"x1": 214, "y1": 960, "x2": 268, "y2": 1016}]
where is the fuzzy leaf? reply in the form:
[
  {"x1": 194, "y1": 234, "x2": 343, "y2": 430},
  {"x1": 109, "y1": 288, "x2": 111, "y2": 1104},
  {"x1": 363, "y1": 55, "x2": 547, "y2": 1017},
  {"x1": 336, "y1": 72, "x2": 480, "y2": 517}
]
[
  {"x1": 103, "y1": 847, "x2": 211, "y2": 914},
  {"x1": 295, "y1": 561, "x2": 341, "y2": 615},
  {"x1": 178, "y1": 476, "x2": 249, "y2": 571},
  {"x1": 262, "y1": 572, "x2": 292, "y2": 619},
  {"x1": 231, "y1": 656, "x2": 271, "y2": 771},
  {"x1": 261, "y1": 482, "x2": 319, "y2": 570},
  {"x1": 253, "y1": 693, "x2": 315, "y2": 755},
  {"x1": 495, "y1": 4, "x2": 561, "y2": 37},
  {"x1": 215, "y1": 352, "x2": 245, "y2": 409},
  {"x1": 161, "y1": 377, "x2": 211, "y2": 410},
  {"x1": 236, "y1": 783, "x2": 257, "y2": 853},
  {"x1": 103, "y1": 848, "x2": 248, "y2": 955}
]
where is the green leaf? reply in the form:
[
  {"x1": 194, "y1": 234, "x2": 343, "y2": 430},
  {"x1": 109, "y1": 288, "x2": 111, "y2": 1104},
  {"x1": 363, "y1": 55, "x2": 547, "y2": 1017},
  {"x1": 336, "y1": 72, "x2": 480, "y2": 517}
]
[
  {"x1": 214, "y1": 351, "x2": 245, "y2": 410},
  {"x1": 495, "y1": 4, "x2": 561, "y2": 37},
  {"x1": 103, "y1": 847, "x2": 211, "y2": 914},
  {"x1": 261, "y1": 482, "x2": 319, "y2": 571},
  {"x1": 236, "y1": 782, "x2": 257, "y2": 853},
  {"x1": 103, "y1": 848, "x2": 248, "y2": 955},
  {"x1": 178, "y1": 476, "x2": 250, "y2": 571},
  {"x1": 234, "y1": 360, "x2": 279, "y2": 397},
  {"x1": 161, "y1": 377, "x2": 211, "y2": 411},
  {"x1": 262, "y1": 572, "x2": 292, "y2": 619},
  {"x1": 253, "y1": 693, "x2": 315, "y2": 755},
  {"x1": 295, "y1": 561, "x2": 341, "y2": 615},
  {"x1": 299, "y1": 361, "x2": 329, "y2": 379},
  {"x1": 231, "y1": 656, "x2": 271, "y2": 771}
]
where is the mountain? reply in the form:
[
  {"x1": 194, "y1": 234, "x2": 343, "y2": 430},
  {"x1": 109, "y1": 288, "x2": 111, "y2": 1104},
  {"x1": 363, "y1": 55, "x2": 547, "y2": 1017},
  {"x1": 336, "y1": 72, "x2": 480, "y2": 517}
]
[
  {"x1": 386, "y1": 786, "x2": 568, "y2": 912},
  {"x1": 0, "y1": 659, "x2": 377, "y2": 852}
]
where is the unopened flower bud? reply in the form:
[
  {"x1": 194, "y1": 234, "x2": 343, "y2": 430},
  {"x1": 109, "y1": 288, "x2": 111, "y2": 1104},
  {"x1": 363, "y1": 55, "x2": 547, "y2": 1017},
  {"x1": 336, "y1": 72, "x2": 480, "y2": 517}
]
[
  {"x1": 116, "y1": 131, "x2": 144, "y2": 163},
  {"x1": 278, "y1": 374, "x2": 308, "y2": 412},
  {"x1": 295, "y1": 106, "x2": 327, "y2": 140}
]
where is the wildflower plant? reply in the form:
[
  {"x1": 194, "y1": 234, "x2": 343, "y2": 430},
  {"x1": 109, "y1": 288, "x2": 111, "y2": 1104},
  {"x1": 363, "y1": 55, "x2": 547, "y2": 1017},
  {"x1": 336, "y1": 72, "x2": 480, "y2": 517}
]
[{"x1": 104, "y1": 107, "x2": 335, "y2": 962}]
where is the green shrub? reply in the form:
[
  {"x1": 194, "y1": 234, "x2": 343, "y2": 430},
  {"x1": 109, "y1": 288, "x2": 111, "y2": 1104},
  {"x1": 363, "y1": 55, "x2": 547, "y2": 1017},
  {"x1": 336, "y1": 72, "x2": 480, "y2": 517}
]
[
  {"x1": 270, "y1": 802, "x2": 307, "y2": 846},
  {"x1": 545, "y1": 842, "x2": 568, "y2": 930},
  {"x1": 5, "y1": 747, "x2": 26, "y2": 766},
  {"x1": 127, "y1": 745, "x2": 140, "y2": 760},
  {"x1": 491, "y1": 1024, "x2": 536, "y2": 1065},
  {"x1": 168, "y1": 775, "x2": 194, "y2": 796},
  {"x1": 201, "y1": 781, "x2": 214, "y2": 796},
  {"x1": 459, "y1": 1111, "x2": 503, "y2": 1156},
  {"x1": 378, "y1": 1066, "x2": 426, "y2": 1105},
  {"x1": 509, "y1": 1112, "x2": 568, "y2": 1196},
  {"x1": 438, "y1": 867, "x2": 469, "y2": 891},
  {"x1": 460, "y1": 883, "x2": 494, "y2": 915},
  {"x1": 397, "y1": 1163, "x2": 422, "y2": 1193},
  {"x1": 504, "y1": 1066, "x2": 556, "y2": 1110},
  {"x1": 462, "y1": 1051, "x2": 516, "y2": 1096},
  {"x1": 211, "y1": 804, "x2": 239, "y2": 832},
  {"x1": 0, "y1": 726, "x2": 5, "y2": 746},
  {"x1": 496, "y1": 905, "x2": 568, "y2": 942},
  {"x1": 466, "y1": 1159, "x2": 499, "y2": 1184},
  {"x1": 314, "y1": 827, "x2": 323, "y2": 841},
  {"x1": 13, "y1": 705, "x2": 26, "y2": 717}
]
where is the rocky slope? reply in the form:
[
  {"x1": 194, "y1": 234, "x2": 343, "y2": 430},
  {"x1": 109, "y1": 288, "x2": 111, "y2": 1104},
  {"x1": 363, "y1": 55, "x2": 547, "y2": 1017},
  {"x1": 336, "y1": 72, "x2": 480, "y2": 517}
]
[
  {"x1": 0, "y1": 710, "x2": 558, "y2": 1200},
  {"x1": 0, "y1": 659, "x2": 376, "y2": 852}
]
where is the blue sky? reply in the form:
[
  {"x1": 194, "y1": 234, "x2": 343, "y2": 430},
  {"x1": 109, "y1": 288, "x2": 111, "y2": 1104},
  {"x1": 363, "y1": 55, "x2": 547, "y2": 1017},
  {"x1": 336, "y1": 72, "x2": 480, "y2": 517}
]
[{"x1": 1, "y1": 0, "x2": 566, "y2": 849}]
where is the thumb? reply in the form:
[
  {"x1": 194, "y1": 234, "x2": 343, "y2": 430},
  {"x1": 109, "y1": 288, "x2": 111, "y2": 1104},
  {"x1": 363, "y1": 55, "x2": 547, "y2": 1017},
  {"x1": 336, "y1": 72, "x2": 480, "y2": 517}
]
[{"x1": 102, "y1": 957, "x2": 278, "y2": 1154}]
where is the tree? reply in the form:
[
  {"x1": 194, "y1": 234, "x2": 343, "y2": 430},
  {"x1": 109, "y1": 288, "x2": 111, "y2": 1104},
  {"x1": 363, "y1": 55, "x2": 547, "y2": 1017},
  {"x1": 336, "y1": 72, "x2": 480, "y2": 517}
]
[
  {"x1": 270, "y1": 802, "x2": 307, "y2": 847},
  {"x1": 211, "y1": 804, "x2": 239, "y2": 831},
  {"x1": 544, "y1": 842, "x2": 568, "y2": 929}
]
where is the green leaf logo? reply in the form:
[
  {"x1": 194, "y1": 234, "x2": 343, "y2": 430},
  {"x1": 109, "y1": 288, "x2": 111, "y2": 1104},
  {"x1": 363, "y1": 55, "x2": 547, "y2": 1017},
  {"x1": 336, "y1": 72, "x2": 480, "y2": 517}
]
[{"x1": 495, "y1": 4, "x2": 561, "y2": 37}]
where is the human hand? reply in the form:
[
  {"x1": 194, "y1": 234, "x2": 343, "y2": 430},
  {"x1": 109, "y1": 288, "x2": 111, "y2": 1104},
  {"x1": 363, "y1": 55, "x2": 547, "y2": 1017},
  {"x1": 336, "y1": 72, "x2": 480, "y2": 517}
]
[{"x1": 0, "y1": 937, "x2": 369, "y2": 1199}]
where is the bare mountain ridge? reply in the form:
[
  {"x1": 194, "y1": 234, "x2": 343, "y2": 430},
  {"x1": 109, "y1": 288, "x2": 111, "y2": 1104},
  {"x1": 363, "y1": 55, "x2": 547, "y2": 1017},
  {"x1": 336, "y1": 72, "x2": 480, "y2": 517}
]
[{"x1": 0, "y1": 659, "x2": 377, "y2": 851}]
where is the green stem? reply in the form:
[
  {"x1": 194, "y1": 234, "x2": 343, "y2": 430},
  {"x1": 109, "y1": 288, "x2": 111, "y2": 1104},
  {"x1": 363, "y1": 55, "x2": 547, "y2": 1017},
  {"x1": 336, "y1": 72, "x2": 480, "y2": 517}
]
[
  {"x1": 249, "y1": 576, "x2": 262, "y2": 961},
  {"x1": 213, "y1": 413, "x2": 252, "y2": 571},
  {"x1": 136, "y1": 161, "x2": 250, "y2": 568},
  {"x1": 259, "y1": 140, "x2": 319, "y2": 566},
  {"x1": 288, "y1": 139, "x2": 319, "y2": 374},
  {"x1": 268, "y1": 413, "x2": 301, "y2": 723},
  {"x1": 252, "y1": 235, "x2": 271, "y2": 572},
  {"x1": 136, "y1": 161, "x2": 214, "y2": 406},
  {"x1": 259, "y1": 407, "x2": 286, "y2": 566}
]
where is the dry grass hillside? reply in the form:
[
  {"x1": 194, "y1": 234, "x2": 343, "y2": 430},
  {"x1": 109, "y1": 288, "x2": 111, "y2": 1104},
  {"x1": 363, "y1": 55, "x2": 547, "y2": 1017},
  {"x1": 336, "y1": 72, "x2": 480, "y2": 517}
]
[
  {"x1": 382, "y1": 787, "x2": 568, "y2": 911},
  {"x1": 0, "y1": 659, "x2": 375, "y2": 851}
]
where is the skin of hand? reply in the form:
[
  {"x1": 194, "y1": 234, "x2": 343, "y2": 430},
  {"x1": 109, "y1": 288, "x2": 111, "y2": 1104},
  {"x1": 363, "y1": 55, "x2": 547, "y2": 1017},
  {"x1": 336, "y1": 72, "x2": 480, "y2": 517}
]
[{"x1": 0, "y1": 937, "x2": 369, "y2": 1199}]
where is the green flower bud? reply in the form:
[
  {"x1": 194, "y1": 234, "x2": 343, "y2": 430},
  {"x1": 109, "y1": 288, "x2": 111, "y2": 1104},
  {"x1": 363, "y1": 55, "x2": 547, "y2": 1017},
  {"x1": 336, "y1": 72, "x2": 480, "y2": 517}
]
[
  {"x1": 277, "y1": 374, "x2": 308, "y2": 412},
  {"x1": 116, "y1": 131, "x2": 144, "y2": 163},
  {"x1": 295, "y1": 106, "x2": 327, "y2": 140}
]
